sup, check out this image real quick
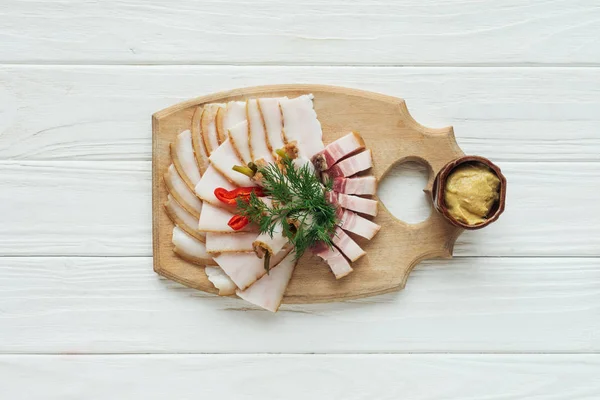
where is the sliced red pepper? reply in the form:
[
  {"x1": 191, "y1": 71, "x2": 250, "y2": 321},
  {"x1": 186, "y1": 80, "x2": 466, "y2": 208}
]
[
  {"x1": 228, "y1": 215, "x2": 250, "y2": 231},
  {"x1": 214, "y1": 187, "x2": 265, "y2": 206},
  {"x1": 214, "y1": 187, "x2": 238, "y2": 206}
]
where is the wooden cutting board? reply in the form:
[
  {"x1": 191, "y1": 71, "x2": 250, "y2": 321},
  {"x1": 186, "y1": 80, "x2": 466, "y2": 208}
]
[{"x1": 153, "y1": 85, "x2": 464, "y2": 303}]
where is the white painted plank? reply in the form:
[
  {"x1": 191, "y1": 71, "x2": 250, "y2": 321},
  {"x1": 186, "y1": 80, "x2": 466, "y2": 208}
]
[
  {"x1": 0, "y1": 161, "x2": 151, "y2": 256},
  {"x1": 0, "y1": 66, "x2": 599, "y2": 161},
  {"x1": 0, "y1": 160, "x2": 597, "y2": 256},
  {"x1": 0, "y1": 0, "x2": 599, "y2": 65},
  {"x1": 2, "y1": 354, "x2": 600, "y2": 399},
  {"x1": 0, "y1": 256, "x2": 598, "y2": 353}
]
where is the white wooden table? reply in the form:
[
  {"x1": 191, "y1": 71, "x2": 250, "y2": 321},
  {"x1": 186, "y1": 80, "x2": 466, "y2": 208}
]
[{"x1": 1, "y1": 1, "x2": 599, "y2": 398}]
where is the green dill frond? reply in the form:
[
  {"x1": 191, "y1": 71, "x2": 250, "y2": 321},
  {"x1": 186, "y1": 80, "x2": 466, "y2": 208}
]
[{"x1": 236, "y1": 156, "x2": 338, "y2": 261}]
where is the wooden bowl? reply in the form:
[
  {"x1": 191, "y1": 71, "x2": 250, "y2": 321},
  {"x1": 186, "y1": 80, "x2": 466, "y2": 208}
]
[{"x1": 432, "y1": 155, "x2": 507, "y2": 230}]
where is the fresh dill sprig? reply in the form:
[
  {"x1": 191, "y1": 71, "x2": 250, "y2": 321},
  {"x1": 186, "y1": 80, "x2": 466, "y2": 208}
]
[{"x1": 235, "y1": 157, "x2": 337, "y2": 262}]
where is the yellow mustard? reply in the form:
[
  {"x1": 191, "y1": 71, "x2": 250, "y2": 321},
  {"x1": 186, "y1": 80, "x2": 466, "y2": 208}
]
[{"x1": 444, "y1": 163, "x2": 501, "y2": 225}]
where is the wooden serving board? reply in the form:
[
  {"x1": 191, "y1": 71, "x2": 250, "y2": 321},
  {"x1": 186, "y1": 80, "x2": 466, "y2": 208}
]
[{"x1": 153, "y1": 85, "x2": 464, "y2": 303}]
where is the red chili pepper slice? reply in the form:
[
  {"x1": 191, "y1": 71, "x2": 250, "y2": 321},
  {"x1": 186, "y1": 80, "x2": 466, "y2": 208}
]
[
  {"x1": 228, "y1": 215, "x2": 250, "y2": 231},
  {"x1": 214, "y1": 188, "x2": 237, "y2": 206},
  {"x1": 214, "y1": 187, "x2": 265, "y2": 206}
]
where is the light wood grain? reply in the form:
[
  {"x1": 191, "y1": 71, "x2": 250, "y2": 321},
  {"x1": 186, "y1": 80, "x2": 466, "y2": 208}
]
[
  {"x1": 0, "y1": 160, "x2": 597, "y2": 257},
  {"x1": 1, "y1": 256, "x2": 598, "y2": 353},
  {"x1": 0, "y1": 0, "x2": 598, "y2": 65},
  {"x1": 2, "y1": 354, "x2": 600, "y2": 399},
  {"x1": 153, "y1": 85, "x2": 464, "y2": 302},
  {"x1": 1, "y1": 66, "x2": 599, "y2": 161}
]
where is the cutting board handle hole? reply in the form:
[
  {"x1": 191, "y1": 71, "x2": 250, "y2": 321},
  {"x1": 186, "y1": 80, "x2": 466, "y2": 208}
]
[{"x1": 378, "y1": 161, "x2": 432, "y2": 224}]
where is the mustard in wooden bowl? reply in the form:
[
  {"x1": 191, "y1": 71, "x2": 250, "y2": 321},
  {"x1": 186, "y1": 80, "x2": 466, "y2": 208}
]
[
  {"x1": 444, "y1": 163, "x2": 501, "y2": 226},
  {"x1": 432, "y1": 156, "x2": 506, "y2": 230}
]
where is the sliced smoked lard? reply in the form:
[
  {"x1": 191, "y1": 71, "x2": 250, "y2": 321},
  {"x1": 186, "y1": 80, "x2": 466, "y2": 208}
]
[
  {"x1": 172, "y1": 226, "x2": 216, "y2": 265},
  {"x1": 323, "y1": 150, "x2": 372, "y2": 180},
  {"x1": 253, "y1": 223, "x2": 288, "y2": 259},
  {"x1": 312, "y1": 241, "x2": 353, "y2": 279},
  {"x1": 312, "y1": 132, "x2": 365, "y2": 171},
  {"x1": 258, "y1": 97, "x2": 287, "y2": 155},
  {"x1": 201, "y1": 103, "x2": 224, "y2": 154},
  {"x1": 214, "y1": 246, "x2": 292, "y2": 290},
  {"x1": 280, "y1": 94, "x2": 324, "y2": 159},
  {"x1": 332, "y1": 176, "x2": 377, "y2": 196},
  {"x1": 236, "y1": 250, "x2": 297, "y2": 312},
  {"x1": 329, "y1": 191, "x2": 378, "y2": 217},
  {"x1": 205, "y1": 266, "x2": 237, "y2": 296},
  {"x1": 209, "y1": 138, "x2": 256, "y2": 187},
  {"x1": 164, "y1": 164, "x2": 203, "y2": 218},
  {"x1": 332, "y1": 227, "x2": 366, "y2": 262},
  {"x1": 325, "y1": 190, "x2": 340, "y2": 207},
  {"x1": 338, "y1": 209, "x2": 381, "y2": 240},
  {"x1": 198, "y1": 203, "x2": 257, "y2": 233},
  {"x1": 247, "y1": 99, "x2": 275, "y2": 163},
  {"x1": 191, "y1": 106, "x2": 210, "y2": 175},
  {"x1": 171, "y1": 130, "x2": 202, "y2": 191},
  {"x1": 250, "y1": 197, "x2": 288, "y2": 258},
  {"x1": 195, "y1": 164, "x2": 237, "y2": 207},
  {"x1": 228, "y1": 120, "x2": 252, "y2": 165},
  {"x1": 217, "y1": 101, "x2": 246, "y2": 143},
  {"x1": 164, "y1": 194, "x2": 205, "y2": 242},
  {"x1": 205, "y1": 232, "x2": 257, "y2": 253}
]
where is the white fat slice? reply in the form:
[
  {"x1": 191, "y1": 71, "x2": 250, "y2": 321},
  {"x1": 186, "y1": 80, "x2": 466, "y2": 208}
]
[
  {"x1": 258, "y1": 97, "x2": 287, "y2": 154},
  {"x1": 332, "y1": 227, "x2": 365, "y2": 262},
  {"x1": 332, "y1": 176, "x2": 377, "y2": 195},
  {"x1": 206, "y1": 232, "x2": 257, "y2": 253},
  {"x1": 338, "y1": 209, "x2": 380, "y2": 240},
  {"x1": 209, "y1": 139, "x2": 256, "y2": 187},
  {"x1": 312, "y1": 241, "x2": 353, "y2": 279},
  {"x1": 313, "y1": 132, "x2": 366, "y2": 171},
  {"x1": 198, "y1": 203, "x2": 256, "y2": 233},
  {"x1": 205, "y1": 266, "x2": 237, "y2": 296},
  {"x1": 171, "y1": 130, "x2": 202, "y2": 191},
  {"x1": 236, "y1": 249, "x2": 297, "y2": 312},
  {"x1": 247, "y1": 99, "x2": 275, "y2": 163},
  {"x1": 292, "y1": 156, "x2": 316, "y2": 175},
  {"x1": 201, "y1": 103, "x2": 224, "y2": 154},
  {"x1": 253, "y1": 223, "x2": 288, "y2": 258},
  {"x1": 217, "y1": 101, "x2": 246, "y2": 144},
  {"x1": 280, "y1": 94, "x2": 324, "y2": 159},
  {"x1": 172, "y1": 226, "x2": 216, "y2": 265},
  {"x1": 165, "y1": 194, "x2": 205, "y2": 242},
  {"x1": 336, "y1": 192, "x2": 378, "y2": 216},
  {"x1": 229, "y1": 120, "x2": 252, "y2": 165},
  {"x1": 191, "y1": 106, "x2": 210, "y2": 174},
  {"x1": 326, "y1": 190, "x2": 340, "y2": 207},
  {"x1": 194, "y1": 165, "x2": 237, "y2": 206},
  {"x1": 214, "y1": 246, "x2": 292, "y2": 290},
  {"x1": 164, "y1": 164, "x2": 203, "y2": 218},
  {"x1": 324, "y1": 150, "x2": 372, "y2": 179},
  {"x1": 328, "y1": 191, "x2": 378, "y2": 217}
]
